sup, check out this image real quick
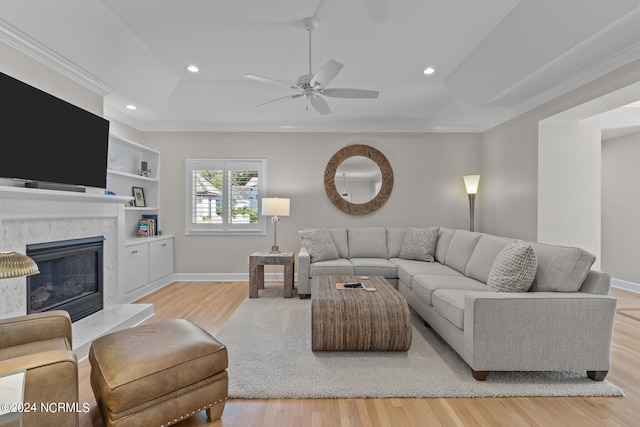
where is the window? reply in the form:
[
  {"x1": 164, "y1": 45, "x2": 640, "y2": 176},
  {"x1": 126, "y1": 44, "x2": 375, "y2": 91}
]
[{"x1": 186, "y1": 159, "x2": 266, "y2": 235}]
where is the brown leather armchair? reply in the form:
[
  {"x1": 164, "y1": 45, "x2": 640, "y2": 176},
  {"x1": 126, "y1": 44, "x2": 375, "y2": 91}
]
[{"x1": 0, "y1": 310, "x2": 79, "y2": 427}]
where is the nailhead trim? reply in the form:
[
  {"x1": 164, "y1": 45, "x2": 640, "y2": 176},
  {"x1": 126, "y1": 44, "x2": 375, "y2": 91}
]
[{"x1": 161, "y1": 397, "x2": 228, "y2": 426}]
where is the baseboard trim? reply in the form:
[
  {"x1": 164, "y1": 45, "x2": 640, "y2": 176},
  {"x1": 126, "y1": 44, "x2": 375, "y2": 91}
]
[
  {"x1": 173, "y1": 272, "x2": 299, "y2": 282},
  {"x1": 611, "y1": 278, "x2": 640, "y2": 294}
]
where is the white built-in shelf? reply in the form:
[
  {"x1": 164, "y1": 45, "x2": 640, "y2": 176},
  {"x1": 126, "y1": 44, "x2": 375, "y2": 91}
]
[
  {"x1": 125, "y1": 206, "x2": 159, "y2": 212},
  {"x1": 106, "y1": 133, "x2": 162, "y2": 239},
  {"x1": 107, "y1": 170, "x2": 159, "y2": 183}
]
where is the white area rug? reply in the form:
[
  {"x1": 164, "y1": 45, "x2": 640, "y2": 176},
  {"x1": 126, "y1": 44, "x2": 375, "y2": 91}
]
[{"x1": 215, "y1": 285, "x2": 623, "y2": 399}]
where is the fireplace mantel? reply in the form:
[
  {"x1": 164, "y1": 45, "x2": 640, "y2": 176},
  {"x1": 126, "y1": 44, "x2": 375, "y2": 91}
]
[{"x1": 0, "y1": 185, "x2": 131, "y2": 204}]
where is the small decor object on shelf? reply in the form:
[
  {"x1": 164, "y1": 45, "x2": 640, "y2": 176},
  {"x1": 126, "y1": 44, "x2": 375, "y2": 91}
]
[
  {"x1": 138, "y1": 161, "x2": 151, "y2": 178},
  {"x1": 132, "y1": 187, "x2": 146, "y2": 207},
  {"x1": 137, "y1": 225, "x2": 149, "y2": 237}
]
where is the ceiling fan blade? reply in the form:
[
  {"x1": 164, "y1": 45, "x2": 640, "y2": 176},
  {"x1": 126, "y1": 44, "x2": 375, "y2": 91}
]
[
  {"x1": 310, "y1": 60, "x2": 343, "y2": 88},
  {"x1": 258, "y1": 93, "x2": 303, "y2": 107},
  {"x1": 309, "y1": 94, "x2": 331, "y2": 115},
  {"x1": 321, "y1": 88, "x2": 379, "y2": 99},
  {"x1": 312, "y1": 0, "x2": 326, "y2": 19},
  {"x1": 245, "y1": 74, "x2": 294, "y2": 89}
]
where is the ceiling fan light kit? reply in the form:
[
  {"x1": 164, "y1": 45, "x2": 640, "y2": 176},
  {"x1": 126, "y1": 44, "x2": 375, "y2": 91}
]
[{"x1": 246, "y1": 16, "x2": 379, "y2": 115}]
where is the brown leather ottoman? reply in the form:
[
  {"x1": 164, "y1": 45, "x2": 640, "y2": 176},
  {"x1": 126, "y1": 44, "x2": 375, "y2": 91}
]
[{"x1": 89, "y1": 319, "x2": 228, "y2": 426}]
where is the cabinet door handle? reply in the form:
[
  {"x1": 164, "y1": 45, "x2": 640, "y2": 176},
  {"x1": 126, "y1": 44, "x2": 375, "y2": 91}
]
[
  {"x1": 130, "y1": 250, "x2": 138, "y2": 254},
  {"x1": 161, "y1": 243, "x2": 167, "y2": 247}
]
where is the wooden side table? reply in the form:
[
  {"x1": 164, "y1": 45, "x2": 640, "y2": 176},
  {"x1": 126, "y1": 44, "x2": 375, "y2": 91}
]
[{"x1": 249, "y1": 251, "x2": 295, "y2": 298}]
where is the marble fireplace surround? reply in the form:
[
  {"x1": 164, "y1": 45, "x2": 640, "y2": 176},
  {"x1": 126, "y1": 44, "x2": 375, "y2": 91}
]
[{"x1": 0, "y1": 185, "x2": 154, "y2": 360}]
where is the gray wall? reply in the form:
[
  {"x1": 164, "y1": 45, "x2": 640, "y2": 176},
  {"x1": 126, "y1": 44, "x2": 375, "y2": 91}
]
[
  {"x1": 602, "y1": 131, "x2": 640, "y2": 284},
  {"x1": 144, "y1": 132, "x2": 481, "y2": 275},
  {"x1": 479, "y1": 57, "x2": 640, "y2": 243}
]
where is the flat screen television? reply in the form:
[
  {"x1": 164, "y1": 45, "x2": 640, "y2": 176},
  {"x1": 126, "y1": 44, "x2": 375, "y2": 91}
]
[{"x1": 0, "y1": 71, "x2": 110, "y2": 190}]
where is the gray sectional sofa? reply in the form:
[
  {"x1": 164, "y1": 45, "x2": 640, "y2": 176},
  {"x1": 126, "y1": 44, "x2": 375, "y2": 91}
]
[{"x1": 297, "y1": 227, "x2": 617, "y2": 381}]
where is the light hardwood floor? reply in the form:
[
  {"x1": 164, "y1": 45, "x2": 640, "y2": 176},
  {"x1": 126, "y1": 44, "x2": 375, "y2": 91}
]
[{"x1": 78, "y1": 282, "x2": 639, "y2": 427}]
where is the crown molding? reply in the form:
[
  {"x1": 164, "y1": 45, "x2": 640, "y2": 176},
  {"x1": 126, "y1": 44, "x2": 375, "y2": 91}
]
[
  {"x1": 0, "y1": 19, "x2": 113, "y2": 96},
  {"x1": 102, "y1": 118, "x2": 484, "y2": 134},
  {"x1": 479, "y1": 38, "x2": 640, "y2": 132},
  {"x1": 103, "y1": 104, "x2": 148, "y2": 130}
]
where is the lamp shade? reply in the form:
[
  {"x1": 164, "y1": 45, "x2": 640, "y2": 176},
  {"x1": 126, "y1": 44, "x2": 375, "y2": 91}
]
[
  {"x1": 463, "y1": 175, "x2": 481, "y2": 194},
  {"x1": 262, "y1": 198, "x2": 290, "y2": 217},
  {"x1": 0, "y1": 251, "x2": 39, "y2": 279}
]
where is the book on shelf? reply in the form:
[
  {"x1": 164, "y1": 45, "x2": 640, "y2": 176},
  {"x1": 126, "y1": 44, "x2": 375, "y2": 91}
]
[
  {"x1": 138, "y1": 221, "x2": 150, "y2": 237},
  {"x1": 138, "y1": 219, "x2": 154, "y2": 237},
  {"x1": 141, "y1": 214, "x2": 159, "y2": 235},
  {"x1": 335, "y1": 282, "x2": 366, "y2": 290}
]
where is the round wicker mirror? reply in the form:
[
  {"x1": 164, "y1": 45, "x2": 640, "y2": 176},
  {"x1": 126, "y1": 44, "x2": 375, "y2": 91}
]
[{"x1": 324, "y1": 144, "x2": 393, "y2": 215}]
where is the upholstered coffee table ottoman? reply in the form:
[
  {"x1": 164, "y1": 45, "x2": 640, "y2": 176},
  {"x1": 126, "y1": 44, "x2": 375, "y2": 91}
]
[
  {"x1": 312, "y1": 275, "x2": 412, "y2": 351},
  {"x1": 89, "y1": 319, "x2": 228, "y2": 426}
]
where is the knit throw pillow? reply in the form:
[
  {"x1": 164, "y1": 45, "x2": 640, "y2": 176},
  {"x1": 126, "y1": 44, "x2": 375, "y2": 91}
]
[
  {"x1": 299, "y1": 229, "x2": 339, "y2": 263},
  {"x1": 399, "y1": 227, "x2": 440, "y2": 262},
  {"x1": 487, "y1": 242, "x2": 538, "y2": 292}
]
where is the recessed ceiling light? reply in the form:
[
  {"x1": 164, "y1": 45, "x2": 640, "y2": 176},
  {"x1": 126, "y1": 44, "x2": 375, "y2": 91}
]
[
  {"x1": 187, "y1": 65, "x2": 199, "y2": 73},
  {"x1": 423, "y1": 67, "x2": 435, "y2": 75},
  {"x1": 125, "y1": 104, "x2": 137, "y2": 110}
]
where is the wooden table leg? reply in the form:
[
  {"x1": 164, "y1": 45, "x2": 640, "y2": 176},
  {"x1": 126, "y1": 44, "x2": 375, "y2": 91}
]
[
  {"x1": 249, "y1": 258, "x2": 263, "y2": 298},
  {"x1": 284, "y1": 260, "x2": 294, "y2": 298}
]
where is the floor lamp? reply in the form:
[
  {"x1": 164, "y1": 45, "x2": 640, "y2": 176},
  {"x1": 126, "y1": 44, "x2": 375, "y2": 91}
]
[
  {"x1": 463, "y1": 175, "x2": 480, "y2": 232},
  {"x1": 262, "y1": 197, "x2": 290, "y2": 253}
]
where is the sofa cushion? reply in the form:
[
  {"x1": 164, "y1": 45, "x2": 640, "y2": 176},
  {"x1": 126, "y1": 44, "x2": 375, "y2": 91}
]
[
  {"x1": 299, "y1": 229, "x2": 339, "y2": 262},
  {"x1": 399, "y1": 227, "x2": 439, "y2": 262},
  {"x1": 444, "y1": 230, "x2": 482, "y2": 274},
  {"x1": 350, "y1": 258, "x2": 398, "y2": 278},
  {"x1": 434, "y1": 228, "x2": 455, "y2": 264},
  {"x1": 327, "y1": 228, "x2": 349, "y2": 258},
  {"x1": 386, "y1": 227, "x2": 408, "y2": 258},
  {"x1": 348, "y1": 227, "x2": 387, "y2": 258},
  {"x1": 412, "y1": 274, "x2": 487, "y2": 306},
  {"x1": 528, "y1": 242, "x2": 596, "y2": 292},
  {"x1": 432, "y1": 289, "x2": 487, "y2": 329},
  {"x1": 391, "y1": 258, "x2": 463, "y2": 287},
  {"x1": 431, "y1": 290, "x2": 465, "y2": 329},
  {"x1": 309, "y1": 258, "x2": 355, "y2": 276},
  {"x1": 487, "y1": 242, "x2": 538, "y2": 292},
  {"x1": 465, "y1": 234, "x2": 514, "y2": 283}
]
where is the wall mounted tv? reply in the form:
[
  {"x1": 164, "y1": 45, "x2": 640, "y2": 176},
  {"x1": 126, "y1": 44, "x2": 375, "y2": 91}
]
[{"x1": 0, "y1": 71, "x2": 110, "y2": 191}]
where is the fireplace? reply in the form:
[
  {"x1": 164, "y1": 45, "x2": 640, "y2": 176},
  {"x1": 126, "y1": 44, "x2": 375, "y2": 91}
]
[{"x1": 26, "y1": 236, "x2": 104, "y2": 322}]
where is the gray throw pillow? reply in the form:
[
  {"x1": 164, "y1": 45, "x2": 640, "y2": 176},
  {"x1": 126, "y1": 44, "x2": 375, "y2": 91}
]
[
  {"x1": 299, "y1": 229, "x2": 339, "y2": 262},
  {"x1": 399, "y1": 227, "x2": 439, "y2": 262},
  {"x1": 487, "y1": 242, "x2": 538, "y2": 292}
]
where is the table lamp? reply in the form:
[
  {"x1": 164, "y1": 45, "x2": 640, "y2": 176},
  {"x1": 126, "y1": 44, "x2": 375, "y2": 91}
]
[{"x1": 262, "y1": 197, "x2": 290, "y2": 252}]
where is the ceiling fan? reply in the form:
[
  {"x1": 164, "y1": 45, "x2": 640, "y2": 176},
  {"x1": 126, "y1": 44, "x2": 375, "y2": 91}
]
[{"x1": 245, "y1": 16, "x2": 379, "y2": 115}]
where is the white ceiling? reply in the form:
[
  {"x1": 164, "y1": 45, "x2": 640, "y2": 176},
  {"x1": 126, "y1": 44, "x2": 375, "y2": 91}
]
[{"x1": 1, "y1": 0, "x2": 640, "y2": 133}]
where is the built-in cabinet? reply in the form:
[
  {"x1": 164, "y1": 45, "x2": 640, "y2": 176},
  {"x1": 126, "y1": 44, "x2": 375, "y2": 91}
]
[
  {"x1": 124, "y1": 236, "x2": 174, "y2": 300},
  {"x1": 107, "y1": 134, "x2": 174, "y2": 301}
]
